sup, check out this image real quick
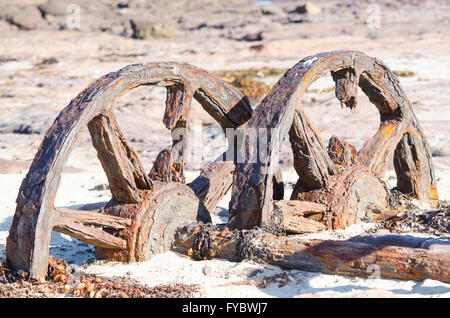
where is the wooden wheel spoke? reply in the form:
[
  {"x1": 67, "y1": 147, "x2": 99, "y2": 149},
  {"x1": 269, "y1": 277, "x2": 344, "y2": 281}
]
[
  {"x1": 163, "y1": 83, "x2": 192, "y2": 130},
  {"x1": 54, "y1": 207, "x2": 131, "y2": 229},
  {"x1": 53, "y1": 221, "x2": 127, "y2": 250},
  {"x1": 188, "y1": 160, "x2": 235, "y2": 214},
  {"x1": 149, "y1": 121, "x2": 189, "y2": 183},
  {"x1": 52, "y1": 207, "x2": 130, "y2": 249},
  {"x1": 357, "y1": 120, "x2": 407, "y2": 176},
  {"x1": 394, "y1": 130, "x2": 438, "y2": 205},
  {"x1": 88, "y1": 111, "x2": 152, "y2": 203},
  {"x1": 149, "y1": 124, "x2": 188, "y2": 184},
  {"x1": 151, "y1": 84, "x2": 193, "y2": 184},
  {"x1": 289, "y1": 109, "x2": 337, "y2": 191}
]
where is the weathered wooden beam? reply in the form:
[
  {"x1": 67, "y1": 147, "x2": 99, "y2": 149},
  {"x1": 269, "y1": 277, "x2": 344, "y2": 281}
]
[
  {"x1": 331, "y1": 67, "x2": 360, "y2": 111},
  {"x1": 116, "y1": 123, "x2": 153, "y2": 191},
  {"x1": 54, "y1": 208, "x2": 131, "y2": 229},
  {"x1": 358, "y1": 120, "x2": 407, "y2": 177},
  {"x1": 274, "y1": 200, "x2": 326, "y2": 233},
  {"x1": 188, "y1": 161, "x2": 235, "y2": 213},
  {"x1": 172, "y1": 224, "x2": 450, "y2": 284},
  {"x1": 53, "y1": 222, "x2": 127, "y2": 249},
  {"x1": 88, "y1": 113, "x2": 144, "y2": 203},
  {"x1": 327, "y1": 135, "x2": 356, "y2": 167},
  {"x1": 394, "y1": 132, "x2": 438, "y2": 206},
  {"x1": 291, "y1": 165, "x2": 389, "y2": 230},
  {"x1": 149, "y1": 149, "x2": 174, "y2": 182},
  {"x1": 289, "y1": 109, "x2": 337, "y2": 191}
]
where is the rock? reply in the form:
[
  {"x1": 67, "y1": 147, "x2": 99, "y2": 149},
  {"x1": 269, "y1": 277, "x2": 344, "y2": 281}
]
[
  {"x1": 38, "y1": 0, "x2": 69, "y2": 17},
  {"x1": 249, "y1": 44, "x2": 265, "y2": 53},
  {"x1": 294, "y1": 2, "x2": 322, "y2": 15},
  {"x1": 34, "y1": 57, "x2": 58, "y2": 68},
  {"x1": 130, "y1": 19, "x2": 177, "y2": 39},
  {"x1": 288, "y1": 16, "x2": 304, "y2": 24},
  {"x1": 10, "y1": 6, "x2": 44, "y2": 30},
  {"x1": 90, "y1": 183, "x2": 110, "y2": 191},
  {"x1": 0, "y1": 19, "x2": 11, "y2": 32},
  {"x1": 239, "y1": 31, "x2": 263, "y2": 42},
  {"x1": 202, "y1": 264, "x2": 214, "y2": 276},
  {"x1": 13, "y1": 124, "x2": 36, "y2": 135},
  {"x1": 0, "y1": 5, "x2": 20, "y2": 22},
  {"x1": 432, "y1": 144, "x2": 450, "y2": 157},
  {"x1": 260, "y1": 5, "x2": 285, "y2": 16},
  {"x1": 117, "y1": 2, "x2": 129, "y2": 9}
]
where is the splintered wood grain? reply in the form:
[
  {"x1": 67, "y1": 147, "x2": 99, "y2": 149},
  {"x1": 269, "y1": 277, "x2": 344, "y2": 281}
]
[{"x1": 172, "y1": 224, "x2": 450, "y2": 284}]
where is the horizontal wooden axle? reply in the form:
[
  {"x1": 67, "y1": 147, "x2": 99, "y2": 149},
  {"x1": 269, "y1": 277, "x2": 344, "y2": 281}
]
[{"x1": 53, "y1": 222, "x2": 127, "y2": 250}]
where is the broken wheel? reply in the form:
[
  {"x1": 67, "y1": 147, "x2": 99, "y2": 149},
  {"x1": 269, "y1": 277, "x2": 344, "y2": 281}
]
[
  {"x1": 228, "y1": 50, "x2": 438, "y2": 230},
  {"x1": 6, "y1": 62, "x2": 252, "y2": 279}
]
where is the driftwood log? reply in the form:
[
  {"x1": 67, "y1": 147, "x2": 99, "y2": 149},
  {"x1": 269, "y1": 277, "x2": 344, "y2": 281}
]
[{"x1": 172, "y1": 224, "x2": 450, "y2": 284}]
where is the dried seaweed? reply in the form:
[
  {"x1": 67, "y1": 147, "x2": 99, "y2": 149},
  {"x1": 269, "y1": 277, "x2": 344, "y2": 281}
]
[
  {"x1": 0, "y1": 256, "x2": 199, "y2": 298},
  {"x1": 384, "y1": 205, "x2": 450, "y2": 236}
]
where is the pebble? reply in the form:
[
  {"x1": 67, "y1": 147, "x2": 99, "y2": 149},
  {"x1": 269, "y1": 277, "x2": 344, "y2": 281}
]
[
  {"x1": 129, "y1": 19, "x2": 177, "y2": 39},
  {"x1": 38, "y1": 0, "x2": 69, "y2": 17},
  {"x1": 294, "y1": 2, "x2": 321, "y2": 15},
  {"x1": 202, "y1": 264, "x2": 214, "y2": 276}
]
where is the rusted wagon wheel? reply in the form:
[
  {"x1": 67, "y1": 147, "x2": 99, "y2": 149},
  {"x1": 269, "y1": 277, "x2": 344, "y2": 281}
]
[
  {"x1": 229, "y1": 50, "x2": 438, "y2": 230},
  {"x1": 7, "y1": 62, "x2": 252, "y2": 279}
]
